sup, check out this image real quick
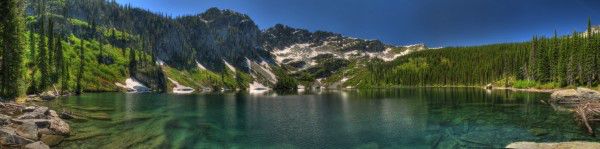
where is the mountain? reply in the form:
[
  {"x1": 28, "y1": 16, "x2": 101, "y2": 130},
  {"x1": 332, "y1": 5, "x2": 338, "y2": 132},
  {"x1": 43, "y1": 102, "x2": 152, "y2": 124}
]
[
  {"x1": 9, "y1": 0, "x2": 600, "y2": 95},
  {"x1": 27, "y1": 0, "x2": 434, "y2": 93},
  {"x1": 29, "y1": 0, "x2": 428, "y2": 91},
  {"x1": 262, "y1": 24, "x2": 427, "y2": 80}
]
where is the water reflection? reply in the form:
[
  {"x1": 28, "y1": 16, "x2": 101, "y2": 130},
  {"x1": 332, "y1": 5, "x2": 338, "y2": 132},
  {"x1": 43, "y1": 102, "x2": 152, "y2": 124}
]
[{"x1": 40, "y1": 88, "x2": 599, "y2": 148}]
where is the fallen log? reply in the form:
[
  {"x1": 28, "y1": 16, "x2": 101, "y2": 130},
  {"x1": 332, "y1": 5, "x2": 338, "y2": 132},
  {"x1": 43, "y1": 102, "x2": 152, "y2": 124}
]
[{"x1": 574, "y1": 101, "x2": 600, "y2": 136}]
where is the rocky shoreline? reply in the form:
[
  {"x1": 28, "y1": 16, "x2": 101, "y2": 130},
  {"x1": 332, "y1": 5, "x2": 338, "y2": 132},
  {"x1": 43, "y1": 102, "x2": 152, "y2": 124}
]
[
  {"x1": 506, "y1": 141, "x2": 600, "y2": 149},
  {"x1": 0, "y1": 102, "x2": 71, "y2": 148}
]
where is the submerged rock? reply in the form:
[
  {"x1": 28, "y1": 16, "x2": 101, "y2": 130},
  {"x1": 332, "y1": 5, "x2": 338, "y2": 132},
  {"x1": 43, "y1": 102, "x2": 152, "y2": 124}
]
[
  {"x1": 40, "y1": 134, "x2": 64, "y2": 147},
  {"x1": 24, "y1": 141, "x2": 50, "y2": 149},
  {"x1": 59, "y1": 111, "x2": 74, "y2": 120},
  {"x1": 506, "y1": 141, "x2": 600, "y2": 149}
]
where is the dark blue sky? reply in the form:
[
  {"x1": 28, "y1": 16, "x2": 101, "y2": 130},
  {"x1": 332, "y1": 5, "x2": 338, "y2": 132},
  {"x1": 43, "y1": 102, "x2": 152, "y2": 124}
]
[{"x1": 115, "y1": 0, "x2": 600, "y2": 47}]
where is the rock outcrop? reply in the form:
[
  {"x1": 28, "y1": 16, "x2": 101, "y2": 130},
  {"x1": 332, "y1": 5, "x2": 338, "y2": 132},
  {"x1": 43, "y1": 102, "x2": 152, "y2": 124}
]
[
  {"x1": 550, "y1": 88, "x2": 600, "y2": 104},
  {"x1": 0, "y1": 103, "x2": 70, "y2": 148}
]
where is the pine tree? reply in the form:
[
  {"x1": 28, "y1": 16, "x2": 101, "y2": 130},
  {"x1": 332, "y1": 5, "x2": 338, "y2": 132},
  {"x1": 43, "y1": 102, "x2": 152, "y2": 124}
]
[
  {"x1": 557, "y1": 33, "x2": 568, "y2": 86},
  {"x1": 528, "y1": 36, "x2": 538, "y2": 80},
  {"x1": 76, "y1": 40, "x2": 84, "y2": 95},
  {"x1": 0, "y1": 0, "x2": 26, "y2": 99},
  {"x1": 549, "y1": 31, "x2": 559, "y2": 82},
  {"x1": 567, "y1": 55, "x2": 576, "y2": 86},
  {"x1": 55, "y1": 37, "x2": 65, "y2": 92},
  {"x1": 28, "y1": 26, "x2": 38, "y2": 93},
  {"x1": 129, "y1": 48, "x2": 137, "y2": 76},
  {"x1": 583, "y1": 18, "x2": 595, "y2": 86},
  {"x1": 38, "y1": 3, "x2": 49, "y2": 91},
  {"x1": 48, "y1": 18, "x2": 55, "y2": 83}
]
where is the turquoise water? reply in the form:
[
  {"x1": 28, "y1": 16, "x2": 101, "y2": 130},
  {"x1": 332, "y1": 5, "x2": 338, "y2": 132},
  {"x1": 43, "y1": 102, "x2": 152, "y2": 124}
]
[{"x1": 39, "y1": 88, "x2": 599, "y2": 148}]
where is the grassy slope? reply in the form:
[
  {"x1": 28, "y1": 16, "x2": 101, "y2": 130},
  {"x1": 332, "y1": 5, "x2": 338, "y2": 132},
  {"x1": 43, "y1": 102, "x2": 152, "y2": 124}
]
[
  {"x1": 162, "y1": 66, "x2": 253, "y2": 91},
  {"x1": 23, "y1": 32, "x2": 131, "y2": 92}
]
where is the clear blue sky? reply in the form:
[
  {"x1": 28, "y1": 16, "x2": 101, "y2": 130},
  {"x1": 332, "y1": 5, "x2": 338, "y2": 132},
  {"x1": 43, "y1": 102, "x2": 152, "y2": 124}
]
[{"x1": 115, "y1": 0, "x2": 600, "y2": 47}]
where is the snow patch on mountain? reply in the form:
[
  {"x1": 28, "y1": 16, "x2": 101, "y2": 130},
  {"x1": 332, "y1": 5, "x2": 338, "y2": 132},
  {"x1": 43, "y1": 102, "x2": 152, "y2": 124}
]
[
  {"x1": 168, "y1": 78, "x2": 195, "y2": 94},
  {"x1": 156, "y1": 58, "x2": 165, "y2": 66},
  {"x1": 196, "y1": 60, "x2": 206, "y2": 70},
  {"x1": 115, "y1": 78, "x2": 151, "y2": 93},
  {"x1": 223, "y1": 59, "x2": 236, "y2": 72},
  {"x1": 272, "y1": 42, "x2": 427, "y2": 68},
  {"x1": 246, "y1": 57, "x2": 278, "y2": 84},
  {"x1": 249, "y1": 81, "x2": 270, "y2": 94}
]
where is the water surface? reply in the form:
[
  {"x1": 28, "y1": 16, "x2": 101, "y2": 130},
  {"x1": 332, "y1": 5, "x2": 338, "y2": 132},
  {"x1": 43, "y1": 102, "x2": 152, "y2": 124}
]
[{"x1": 40, "y1": 88, "x2": 599, "y2": 148}]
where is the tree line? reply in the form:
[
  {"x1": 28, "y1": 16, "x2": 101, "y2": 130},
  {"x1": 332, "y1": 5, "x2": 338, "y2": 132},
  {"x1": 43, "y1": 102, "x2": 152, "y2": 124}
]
[{"x1": 356, "y1": 19, "x2": 598, "y2": 88}]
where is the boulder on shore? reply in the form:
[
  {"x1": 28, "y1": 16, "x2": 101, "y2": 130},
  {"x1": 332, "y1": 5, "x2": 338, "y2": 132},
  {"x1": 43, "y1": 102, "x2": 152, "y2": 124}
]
[
  {"x1": 550, "y1": 88, "x2": 600, "y2": 104},
  {"x1": 0, "y1": 103, "x2": 70, "y2": 148}
]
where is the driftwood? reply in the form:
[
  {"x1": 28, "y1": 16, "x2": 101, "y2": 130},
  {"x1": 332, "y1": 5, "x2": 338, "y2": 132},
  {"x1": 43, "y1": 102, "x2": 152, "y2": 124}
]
[{"x1": 575, "y1": 101, "x2": 600, "y2": 136}]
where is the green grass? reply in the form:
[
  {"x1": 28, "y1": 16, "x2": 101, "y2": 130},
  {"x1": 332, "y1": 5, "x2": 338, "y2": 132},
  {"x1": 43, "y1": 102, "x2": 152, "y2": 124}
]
[
  {"x1": 512, "y1": 80, "x2": 539, "y2": 89},
  {"x1": 163, "y1": 66, "x2": 253, "y2": 90},
  {"x1": 23, "y1": 33, "x2": 132, "y2": 93}
]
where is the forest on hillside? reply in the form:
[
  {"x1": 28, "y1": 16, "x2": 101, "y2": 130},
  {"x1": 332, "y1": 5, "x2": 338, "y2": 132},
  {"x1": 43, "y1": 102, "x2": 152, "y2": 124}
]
[{"x1": 349, "y1": 20, "x2": 600, "y2": 89}]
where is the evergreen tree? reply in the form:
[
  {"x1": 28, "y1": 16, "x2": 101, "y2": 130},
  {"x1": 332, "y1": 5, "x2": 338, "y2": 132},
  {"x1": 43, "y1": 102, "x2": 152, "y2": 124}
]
[
  {"x1": 557, "y1": 33, "x2": 568, "y2": 86},
  {"x1": 37, "y1": 3, "x2": 49, "y2": 91},
  {"x1": 28, "y1": 26, "x2": 38, "y2": 93},
  {"x1": 48, "y1": 18, "x2": 55, "y2": 83},
  {"x1": 55, "y1": 37, "x2": 65, "y2": 92},
  {"x1": 129, "y1": 48, "x2": 137, "y2": 76},
  {"x1": 76, "y1": 40, "x2": 84, "y2": 95},
  {"x1": 0, "y1": 0, "x2": 26, "y2": 99},
  {"x1": 528, "y1": 36, "x2": 538, "y2": 80},
  {"x1": 583, "y1": 18, "x2": 595, "y2": 86}
]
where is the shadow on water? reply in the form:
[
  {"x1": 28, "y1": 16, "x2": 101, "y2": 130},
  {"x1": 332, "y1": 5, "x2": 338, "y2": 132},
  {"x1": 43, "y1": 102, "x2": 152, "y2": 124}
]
[{"x1": 39, "y1": 88, "x2": 599, "y2": 148}]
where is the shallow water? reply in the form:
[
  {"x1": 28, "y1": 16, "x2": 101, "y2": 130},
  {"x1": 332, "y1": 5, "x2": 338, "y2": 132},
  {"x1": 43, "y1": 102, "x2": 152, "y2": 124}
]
[{"x1": 39, "y1": 88, "x2": 599, "y2": 148}]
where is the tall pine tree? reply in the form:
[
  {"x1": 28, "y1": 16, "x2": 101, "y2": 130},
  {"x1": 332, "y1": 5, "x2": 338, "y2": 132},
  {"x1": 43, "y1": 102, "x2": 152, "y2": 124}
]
[
  {"x1": 0, "y1": 0, "x2": 26, "y2": 99},
  {"x1": 37, "y1": 2, "x2": 49, "y2": 91},
  {"x1": 76, "y1": 39, "x2": 84, "y2": 95}
]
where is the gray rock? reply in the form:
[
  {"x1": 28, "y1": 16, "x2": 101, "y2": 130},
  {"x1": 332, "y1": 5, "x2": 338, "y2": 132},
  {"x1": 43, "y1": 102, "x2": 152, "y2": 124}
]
[
  {"x1": 48, "y1": 110, "x2": 59, "y2": 118},
  {"x1": 18, "y1": 107, "x2": 49, "y2": 120},
  {"x1": 34, "y1": 107, "x2": 49, "y2": 115},
  {"x1": 24, "y1": 106, "x2": 36, "y2": 112},
  {"x1": 0, "y1": 114, "x2": 11, "y2": 125},
  {"x1": 14, "y1": 121, "x2": 39, "y2": 140},
  {"x1": 40, "y1": 134, "x2": 63, "y2": 147},
  {"x1": 37, "y1": 128, "x2": 53, "y2": 135},
  {"x1": 24, "y1": 141, "x2": 50, "y2": 149},
  {"x1": 49, "y1": 116, "x2": 70, "y2": 136},
  {"x1": 0, "y1": 127, "x2": 34, "y2": 145},
  {"x1": 11, "y1": 119, "x2": 50, "y2": 129}
]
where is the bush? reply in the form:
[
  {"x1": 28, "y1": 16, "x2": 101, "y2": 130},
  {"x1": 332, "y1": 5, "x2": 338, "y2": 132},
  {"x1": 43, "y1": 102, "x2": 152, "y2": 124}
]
[{"x1": 274, "y1": 76, "x2": 298, "y2": 92}]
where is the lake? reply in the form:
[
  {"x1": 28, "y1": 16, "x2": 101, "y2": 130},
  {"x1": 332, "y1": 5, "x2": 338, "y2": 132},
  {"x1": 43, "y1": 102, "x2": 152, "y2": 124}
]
[{"x1": 39, "y1": 88, "x2": 599, "y2": 148}]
